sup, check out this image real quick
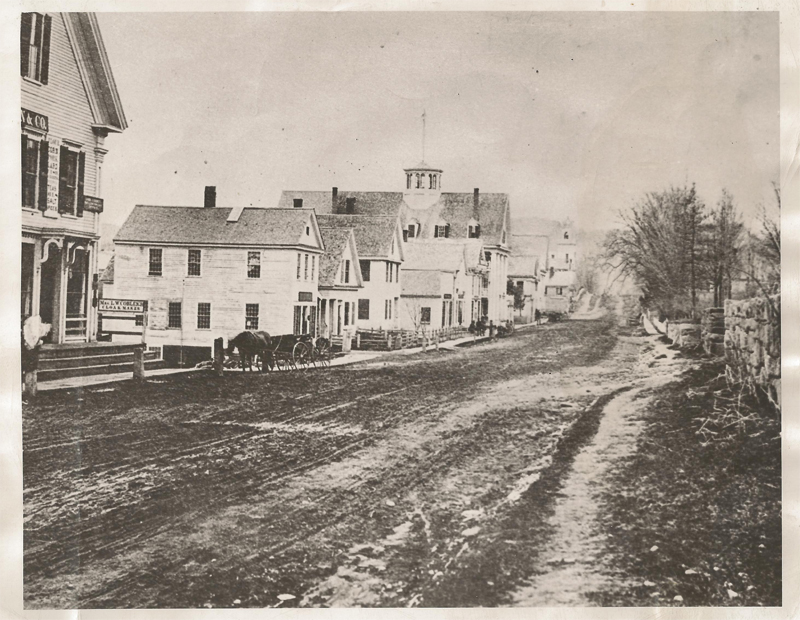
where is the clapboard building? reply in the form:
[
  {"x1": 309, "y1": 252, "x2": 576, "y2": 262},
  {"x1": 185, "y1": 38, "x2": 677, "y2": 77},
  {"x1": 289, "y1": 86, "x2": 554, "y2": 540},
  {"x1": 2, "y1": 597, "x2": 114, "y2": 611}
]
[
  {"x1": 108, "y1": 196, "x2": 324, "y2": 366},
  {"x1": 21, "y1": 12, "x2": 127, "y2": 343},
  {"x1": 278, "y1": 160, "x2": 512, "y2": 325}
]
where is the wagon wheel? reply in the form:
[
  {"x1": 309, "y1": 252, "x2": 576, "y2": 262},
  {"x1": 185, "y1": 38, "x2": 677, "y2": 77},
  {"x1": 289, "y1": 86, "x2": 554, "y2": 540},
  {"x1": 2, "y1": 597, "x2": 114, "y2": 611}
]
[
  {"x1": 292, "y1": 341, "x2": 310, "y2": 370},
  {"x1": 316, "y1": 340, "x2": 331, "y2": 368}
]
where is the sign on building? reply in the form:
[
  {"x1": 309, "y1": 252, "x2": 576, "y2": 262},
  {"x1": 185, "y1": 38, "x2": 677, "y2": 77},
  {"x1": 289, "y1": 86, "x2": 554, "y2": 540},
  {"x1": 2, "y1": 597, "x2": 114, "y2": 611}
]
[{"x1": 98, "y1": 298, "x2": 148, "y2": 341}]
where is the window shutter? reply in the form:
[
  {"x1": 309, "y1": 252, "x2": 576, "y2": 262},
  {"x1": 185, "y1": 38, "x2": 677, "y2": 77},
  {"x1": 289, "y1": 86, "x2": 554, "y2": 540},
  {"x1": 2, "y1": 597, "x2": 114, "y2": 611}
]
[
  {"x1": 475, "y1": 224, "x2": 481, "y2": 238},
  {"x1": 38, "y1": 139, "x2": 49, "y2": 211},
  {"x1": 20, "y1": 14, "x2": 32, "y2": 76},
  {"x1": 58, "y1": 146, "x2": 68, "y2": 213},
  {"x1": 445, "y1": 224, "x2": 450, "y2": 238},
  {"x1": 76, "y1": 151, "x2": 85, "y2": 217},
  {"x1": 40, "y1": 14, "x2": 52, "y2": 84},
  {"x1": 434, "y1": 226, "x2": 439, "y2": 239}
]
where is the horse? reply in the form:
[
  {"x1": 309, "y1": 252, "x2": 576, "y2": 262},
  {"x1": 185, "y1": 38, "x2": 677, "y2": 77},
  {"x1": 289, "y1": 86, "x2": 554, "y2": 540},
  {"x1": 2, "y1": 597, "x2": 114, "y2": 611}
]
[{"x1": 226, "y1": 330, "x2": 271, "y2": 372}]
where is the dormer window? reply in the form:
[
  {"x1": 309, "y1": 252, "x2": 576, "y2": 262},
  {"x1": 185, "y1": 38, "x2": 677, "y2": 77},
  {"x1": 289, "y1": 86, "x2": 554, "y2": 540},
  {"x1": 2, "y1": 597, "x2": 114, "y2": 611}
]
[
  {"x1": 406, "y1": 174, "x2": 413, "y2": 189},
  {"x1": 294, "y1": 198, "x2": 304, "y2": 209},
  {"x1": 564, "y1": 231, "x2": 570, "y2": 239},
  {"x1": 468, "y1": 219, "x2": 481, "y2": 239},
  {"x1": 21, "y1": 13, "x2": 52, "y2": 84},
  {"x1": 434, "y1": 222, "x2": 450, "y2": 239},
  {"x1": 346, "y1": 197, "x2": 356, "y2": 213},
  {"x1": 407, "y1": 220, "x2": 419, "y2": 239}
]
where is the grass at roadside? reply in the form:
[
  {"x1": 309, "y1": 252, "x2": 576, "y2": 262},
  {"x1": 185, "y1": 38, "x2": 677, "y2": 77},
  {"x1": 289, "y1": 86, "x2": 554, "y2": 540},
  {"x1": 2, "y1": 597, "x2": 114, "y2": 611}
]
[{"x1": 591, "y1": 360, "x2": 781, "y2": 606}]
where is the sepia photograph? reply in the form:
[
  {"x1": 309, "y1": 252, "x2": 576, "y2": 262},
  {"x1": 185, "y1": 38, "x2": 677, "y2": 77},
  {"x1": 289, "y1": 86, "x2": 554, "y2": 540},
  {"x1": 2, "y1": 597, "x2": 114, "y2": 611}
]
[{"x1": 5, "y1": 2, "x2": 795, "y2": 616}]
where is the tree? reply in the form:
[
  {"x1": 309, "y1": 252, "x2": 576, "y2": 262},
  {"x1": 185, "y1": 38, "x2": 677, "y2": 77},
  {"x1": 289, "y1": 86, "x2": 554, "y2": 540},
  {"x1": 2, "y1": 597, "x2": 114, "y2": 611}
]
[
  {"x1": 506, "y1": 279, "x2": 526, "y2": 311},
  {"x1": 603, "y1": 184, "x2": 708, "y2": 319},
  {"x1": 705, "y1": 190, "x2": 744, "y2": 307},
  {"x1": 574, "y1": 255, "x2": 598, "y2": 294}
]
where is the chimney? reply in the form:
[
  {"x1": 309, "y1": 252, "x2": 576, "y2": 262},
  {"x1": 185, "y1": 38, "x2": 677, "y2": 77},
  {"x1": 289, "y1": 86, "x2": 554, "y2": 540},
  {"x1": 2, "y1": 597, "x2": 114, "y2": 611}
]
[
  {"x1": 204, "y1": 186, "x2": 216, "y2": 208},
  {"x1": 332, "y1": 187, "x2": 338, "y2": 211},
  {"x1": 473, "y1": 188, "x2": 479, "y2": 214}
]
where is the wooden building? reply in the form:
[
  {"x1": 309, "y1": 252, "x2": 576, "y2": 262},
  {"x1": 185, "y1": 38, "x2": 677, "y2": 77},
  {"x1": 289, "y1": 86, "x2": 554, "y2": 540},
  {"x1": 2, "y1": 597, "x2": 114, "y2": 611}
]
[
  {"x1": 277, "y1": 161, "x2": 511, "y2": 324},
  {"x1": 316, "y1": 226, "x2": 363, "y2": 340},
  {"x1": 21, "y1": 12, "x2": 127, "y2": 343},
  {"x1": 108, "y1": 199, "x2": 323, "y2": 366}
]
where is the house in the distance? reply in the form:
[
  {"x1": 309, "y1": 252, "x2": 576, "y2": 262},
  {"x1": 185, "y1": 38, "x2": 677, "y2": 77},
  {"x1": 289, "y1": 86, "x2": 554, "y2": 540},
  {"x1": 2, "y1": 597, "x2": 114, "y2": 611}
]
[
  {"x1": 316, "y1": 226, "x2": 363, "y2": 340},
  {"x1": 21, "y1": 12, "x2": 127, "y2": 344},
  {"x1": 107, "y1": 191, "x2": 324, "y2": 366},
  {"x1": 543, "y1": 269, "x2": 577, "y2": 314}
]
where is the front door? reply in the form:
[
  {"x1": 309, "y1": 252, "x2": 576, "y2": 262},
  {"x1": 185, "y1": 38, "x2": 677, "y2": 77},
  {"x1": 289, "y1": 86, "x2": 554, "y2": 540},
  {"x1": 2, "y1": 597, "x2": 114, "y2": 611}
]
[
  {"x1": 39, "y1": 245, "x2": 60, "y2": 343},
  {"x1": 65, "y1": 248, "x2": 89, "y2": 341}
]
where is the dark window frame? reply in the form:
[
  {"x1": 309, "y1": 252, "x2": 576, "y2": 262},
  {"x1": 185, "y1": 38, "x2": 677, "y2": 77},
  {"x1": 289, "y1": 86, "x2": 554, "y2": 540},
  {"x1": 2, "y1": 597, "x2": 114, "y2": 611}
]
[
  {"x1": 187, "y1": 249, "x2": 202, "y2": 277},
  {"x1": 167, "y1": 301, "x2": 182, "y2": 328},
  {"x1": 245, "y1": 303, "x2": 259, "y2": 330},
  {"x1": 359, "y1": 259, "x2": 371, "y2": 282},
  {"x1": 148, "y1": 248, "x2": 163, "y2": 276},
  {"x1": 358, "y1": 298, "x2": 370, "y2": 320},
  {"x1": 197, "y1": 302, "x2": 211, "y2": 330},
  {"x1": 247, "y1": 251, "x2": 261, "y2": 278}
]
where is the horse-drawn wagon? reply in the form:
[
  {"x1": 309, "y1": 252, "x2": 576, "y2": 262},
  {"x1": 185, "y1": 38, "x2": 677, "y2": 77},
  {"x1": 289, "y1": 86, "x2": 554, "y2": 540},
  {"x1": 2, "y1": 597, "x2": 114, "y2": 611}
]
[{"x1": 226, "y1": 330, "x2": 331, "y2": 372}]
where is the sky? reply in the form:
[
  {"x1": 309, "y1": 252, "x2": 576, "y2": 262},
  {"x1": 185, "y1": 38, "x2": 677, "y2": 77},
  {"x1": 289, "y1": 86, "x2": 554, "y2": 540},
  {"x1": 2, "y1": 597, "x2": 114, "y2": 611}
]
[{"x1": 95, "y1": 11, "x2": 779, "y2": 234}]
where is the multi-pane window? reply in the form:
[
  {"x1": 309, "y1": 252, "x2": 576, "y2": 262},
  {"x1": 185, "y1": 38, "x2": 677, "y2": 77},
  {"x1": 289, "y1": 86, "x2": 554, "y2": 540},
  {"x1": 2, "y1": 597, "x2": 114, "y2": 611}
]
[
  {"x1": 168, "y1": 301, "x2": 181, "y2": 328},
  {"x1": 420, "y1": 307, "x2": 431, "y2": 324},
  {"x1": 434, "y1": 224, "x2": 450, "y2": 238},
  {"x1": 394, "y1": 297, "x2": 399, "y2": 319},
  {"x1": 188, "y1": 249, "x2": 202, "y2": 276},
  {"x1": 407, "y1": 223, "x2": 417, "y2": 238},
  {"x1": 197, "y1": 303, "x2": 211, "y2": 329},
  {"x1": 245, "y1": 303, "x2": 259, "y2": 329},
  {"x1": 385, "y1": 262, "x2": 391, "y2": 283},
  {"x1": 343, "y1": 260, "x2": 350, "y2": 284},
  {"x1": 293, "y1": 198, "x2": 303, "y2": 209},
  {"x1": 247, "y1": 251, "x2": 261, "y2": 278},
  {"x1": 358, "y1": 299, "x2": 369, "y2": 320},
  {"x1": 149, "y1": 249, "x2": 163, "y2": 276},
  {"x1": 384, "y1": 299, "x2": 393, "y2": 320},
  {"x1": 58, "y1": 147, "x2": 84, "y2": 216},
  {"x1": 297, "y1": 253, "x2": 302, "y2": 279},
  {"x1": 311, "y1": 255, "x2": 315, "y2": 280},
  {"x1": 21, "y1": 136, "x2": 47, "y2": 210},
  {"x1": 20, "y1": 13, "x2": 52, "y2": 83},
  {"x1": 469, "y1": 224, "x2": 481, "y2": 239},
  {"x1": 304, "y1": 254, "x2": 309, "y2": 279},
  {"x1": 359, "y1": 260, "x2": 371, "y2": 282}
]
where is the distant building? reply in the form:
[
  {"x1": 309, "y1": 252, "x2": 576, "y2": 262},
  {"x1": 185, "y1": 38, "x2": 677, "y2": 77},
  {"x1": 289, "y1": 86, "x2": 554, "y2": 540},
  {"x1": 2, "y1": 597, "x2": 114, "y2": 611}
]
[
  {"x1": 508, "y1": 252, "x2": 541, "y2": 323},
  {"x1": 543, "y1": 269, "x2": 577, "y2": 313},
  {"x1": 108, "y1": 198, "x2": 323, "y2": 366},
  {"x1": 278, "y1": 160, "x2": 511, "y2": 324},
  {"x1": 316, "y1": 226, "x2": 363, "y2": 340},
  {"x1": 21, "y1": 12, "x2": 127, "y2": 343}
]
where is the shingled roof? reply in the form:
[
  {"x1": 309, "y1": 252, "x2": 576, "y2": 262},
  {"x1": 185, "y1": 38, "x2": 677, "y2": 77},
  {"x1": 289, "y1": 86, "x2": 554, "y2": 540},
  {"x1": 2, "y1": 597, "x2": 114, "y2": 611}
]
[
  {"x1": 99, "y1": 254, "x2": 114, "y2": 283},
  {"x1": 509, "y1": 254, "x2": 540, "y2": 279},
  {"x1": 317, "y1": 227, "x2": 359, "y2": 288},
  {"x1": 277, "y1": 189, "x2": 510, "y2": 247},
  {"x1": 401, "y1": 270, "x2": 442, "y2": 298},
  {"x1": 315, "y1": 214, "x2": 400, "y2": 259},
  {"x1": 115, "y1": 206, "x2": 320, "y2": 247}
]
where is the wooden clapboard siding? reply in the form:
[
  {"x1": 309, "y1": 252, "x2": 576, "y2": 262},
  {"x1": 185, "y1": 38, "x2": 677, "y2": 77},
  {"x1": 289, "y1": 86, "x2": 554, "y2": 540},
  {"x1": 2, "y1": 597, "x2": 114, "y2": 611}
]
[
  {"x1": 21, "y1": 13, "x2": 99, "y2": 236},
  {"x1": 112, "y1": 244, "x2": 313, "y2": 348}
]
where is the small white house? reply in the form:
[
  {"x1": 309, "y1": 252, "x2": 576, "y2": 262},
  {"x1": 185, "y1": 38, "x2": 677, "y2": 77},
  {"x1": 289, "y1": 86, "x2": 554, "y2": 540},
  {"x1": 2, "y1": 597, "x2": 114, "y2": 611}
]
[
  {"x1": 317, "y1": 226, "x2": 363, "y2": 339},
  {"x1": 107, "y1": 201, "x2": 324, "y2": 367}
]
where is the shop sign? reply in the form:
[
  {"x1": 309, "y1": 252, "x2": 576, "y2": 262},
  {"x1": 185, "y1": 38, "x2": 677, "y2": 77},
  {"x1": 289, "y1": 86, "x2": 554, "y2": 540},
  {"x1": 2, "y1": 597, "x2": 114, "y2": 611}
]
[
  {"x1": 298, "y1": 292, "x2": 314, "y2": 302},
  {"x1": 99, "y1": 298, "x2": 147, "y2": 314},
  {"x1": 46, "y1": 137, "x2": 61, "y2": 211},
  {"x1": 21, "y1": 108, "x2": 48, "y2": 132},
  {"x1": 83, "y1": 196, "x2": 104, "y2": 213}
]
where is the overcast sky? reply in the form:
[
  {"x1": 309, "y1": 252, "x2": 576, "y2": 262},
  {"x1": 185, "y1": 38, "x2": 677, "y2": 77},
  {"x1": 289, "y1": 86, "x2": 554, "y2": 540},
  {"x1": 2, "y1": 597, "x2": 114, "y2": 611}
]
[{"x1": 95, "y1": 11, "x2": 779, "y2": 233}]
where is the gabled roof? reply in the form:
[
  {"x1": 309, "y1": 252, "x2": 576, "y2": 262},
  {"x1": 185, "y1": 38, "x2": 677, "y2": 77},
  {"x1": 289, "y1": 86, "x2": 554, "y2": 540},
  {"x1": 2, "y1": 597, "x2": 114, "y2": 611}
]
[
  {"x1": 99, "y1": 254, "x2": 114, "y2": 283},
  {"x1": 115, "y1": 206, "x2": 321, "y2": 247},
  {"x1": 315, "y1": 214, "x2": 400, "y2": 259},
  {"x1": 509, "y1": 254, "x2": 540, "y2": 279},
  {"x1": 401, "y1": 270, "x2": 442, "y2": 298},
  {"x1": 318, "y1": 227, "x2": 361, "y2": 288},
  {"x1": 402, "y1": 240, "x2": 466, "y2": 273},
  {"x1": 63, "y1": 13, "x2": 127, "y2": 133}
]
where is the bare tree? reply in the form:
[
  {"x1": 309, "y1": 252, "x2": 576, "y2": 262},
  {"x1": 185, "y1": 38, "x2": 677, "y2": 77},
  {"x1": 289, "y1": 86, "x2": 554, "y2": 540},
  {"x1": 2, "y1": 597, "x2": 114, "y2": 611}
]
[{"x1": 706, "y1": 189, "x2": 744, "y2": 307}]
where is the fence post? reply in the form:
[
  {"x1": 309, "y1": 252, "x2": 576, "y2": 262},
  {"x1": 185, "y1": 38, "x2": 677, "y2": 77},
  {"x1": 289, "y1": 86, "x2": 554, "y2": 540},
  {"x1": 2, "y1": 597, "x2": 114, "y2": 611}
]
[
  {"x1": 343, "y1": 332, "x2": 352, "y2": 353},
  {"x1": 356, "y1": 332, "x2": 361, "y2": 349},
  {"x1": 213, "y1": 337, "x2": 224, "y2": 377},
  {"x1": 133, "y1": 345, "x2": 146, "y2": 381},
  {"x1": 435, "y1": 332, "x2": 440, "y2": 351},
  {"x1": 387, "y1": 334, "x2": 393, "y2": 350},
  {"x1": 24, "y1": 369, "x2": 37, "y2": 398}
]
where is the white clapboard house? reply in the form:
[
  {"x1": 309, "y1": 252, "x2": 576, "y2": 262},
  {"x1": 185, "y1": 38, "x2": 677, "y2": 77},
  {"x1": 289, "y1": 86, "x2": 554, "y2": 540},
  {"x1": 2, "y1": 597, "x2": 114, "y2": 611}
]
[
  {"x1": 21, "y1": 12, "x2": 127, "y2": 344},
  {"x1": 107, "y1": 195, "x2": 324, "y2": 367},
  {"x1": 316, "y1": 226, "x2": 363, "y2": 340}
]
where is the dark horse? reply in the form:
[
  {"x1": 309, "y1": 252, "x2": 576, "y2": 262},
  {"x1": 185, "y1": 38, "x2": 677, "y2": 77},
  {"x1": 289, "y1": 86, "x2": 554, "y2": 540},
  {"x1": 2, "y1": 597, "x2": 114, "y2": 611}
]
[{"x1": 226, "y1": 330, "x2": 271, "y2": 372}]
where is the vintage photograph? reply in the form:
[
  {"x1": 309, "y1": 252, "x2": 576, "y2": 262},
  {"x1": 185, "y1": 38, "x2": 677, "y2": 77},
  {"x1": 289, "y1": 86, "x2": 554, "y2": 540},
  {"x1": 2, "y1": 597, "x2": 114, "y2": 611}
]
[{"x1": 16, "y1": 8, "x2": 782, "y2": 610}]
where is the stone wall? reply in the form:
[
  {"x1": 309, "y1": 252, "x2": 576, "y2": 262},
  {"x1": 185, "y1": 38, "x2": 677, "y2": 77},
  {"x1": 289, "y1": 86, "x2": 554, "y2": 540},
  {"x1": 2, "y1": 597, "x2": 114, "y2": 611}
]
[
  {"x1": 665, "y1": 321, "x2": 701, "y2": 349},
  {"x1": 701, "y1": 307, "x2": 725, "y2": 356},
  {"x1": 724, "y1": 294, "x2": 781, "y2": 408}
]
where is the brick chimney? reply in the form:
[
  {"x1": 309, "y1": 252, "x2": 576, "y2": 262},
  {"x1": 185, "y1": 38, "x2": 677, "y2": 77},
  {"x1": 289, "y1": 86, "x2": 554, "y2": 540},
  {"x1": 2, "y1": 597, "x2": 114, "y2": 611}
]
[
  {"x1": 473, "y1": 188, "x2": 479, "y2": 215},
  {"x1": 204, "y1": 186, "x2": 216, "y2": 208},
  {"x1": 332, "y1": 187, "x2": 338, "y2": 211}
]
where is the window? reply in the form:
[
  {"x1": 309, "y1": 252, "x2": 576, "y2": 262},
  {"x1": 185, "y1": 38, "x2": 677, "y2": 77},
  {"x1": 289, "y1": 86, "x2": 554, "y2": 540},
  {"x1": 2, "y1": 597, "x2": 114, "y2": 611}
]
[
  {"x1": 21, "y1": 135, "x2": 47, "y2": 210},
  {"x1": 358, "y1": 299, "x2": 370, "y2": 320},
  {"x1": 147, "y1": 346, "x2": 162, "y2": 360},
  {"x1": 421, "y1": 307, "x2": 431, "y2": 324},
  {"x1": 394, "y1": 297, "x2": 399, "y2": 319},
  {"x1": 168, "y1": 302, "x2": 182, "y2": 328},
  {"x1": 293, "y1": 198, "x2": 303, "y2": 209},
  {"x1": 384, "y1": 299, "x2": 390, "y2": 320},
  {"x1": 407, "y1": 223, "x2": 417, "y2": 238},
  {"x1": 245, "y1": 303, "x2": 259, "y2": 329},
  {"x1": 385, "y1": 262, "x2": 391, "y2": 283},
  {"x1": 149, "y1": 249, "x2": 163, "y2": 276},
  {"x1": 135, "y1": 314, "x2": 144, "y2": 327},
  {"x1": 188, "y1": 249, "x2": 202, "y2": 276},
  {"x1": 58, "y1": 147, "x2": 84, "y2": 216},
  {"x1": 21, "y1": 13, "x2": 51, "y2": 83},
  {"x1": 360, "y1": 260, "x2": 371, "y2": 282},
  {"x1": 344, "y1": 302, "x2": 350, "y2": 326},
  {"x1": 297, "y1": 253, "x2": 302, "y2": 279},
  {"x1": 304, "y1": 253, "x2": 309, "y2": 279},
  {"x1": 247, "y1": 251, "x2": 261, "y2": 278},
  {"x1": 306, "y1": 226, "x2": 310, "y2": 235},
  {"x1": 197, "y1": 303, "x2": 211, "y2": 329},
  {"x1": 311, "y1": 255, "x2": 315, "y2": 280},
  {"x1": 346, "y1": 197, "x2": 356, "y2": 213},
  {"x1": 502, "y1": 231, "x2": 507, "y2": 244},
  {"x1": 343, "y1": 259, "x2": 350, "y2": 284},
  {"x1": 434, "y1": 224, "x2": 450, "y2": 239},
  {"x1": 396, "y1": 264, "x2": 400, "y2": 283},
  {"x1": 469, "y1": 224, "x2": 481, "y2": 239},
  {"x1": 484, "y1": 251, "x2": 492, "y2": 263},
  {"x1": 564, "y1": 231, "x2": 570, "y2": 239},
  {"x1": 566, "y1": 253, "x2": 569, "y2": 262}
]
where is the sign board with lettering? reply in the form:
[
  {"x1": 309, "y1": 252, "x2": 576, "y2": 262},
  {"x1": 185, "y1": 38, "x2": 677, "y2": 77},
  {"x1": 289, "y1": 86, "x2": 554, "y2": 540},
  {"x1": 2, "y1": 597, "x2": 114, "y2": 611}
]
[
  {"x1": 99, "y1": 299, "x2": 148, "y2": 314},
  {"x1": 21, "y1": 108, "x2": 48, "y2": 132},
  {"x1": 46, "y1": 137, "x2": 61, "y2": 212},
  {"x1": 298, "y1": 291, "x2": 314, "y2": 302},
  {"x1": 83, "y1": 196, "x2": 104, "y2": 213}
]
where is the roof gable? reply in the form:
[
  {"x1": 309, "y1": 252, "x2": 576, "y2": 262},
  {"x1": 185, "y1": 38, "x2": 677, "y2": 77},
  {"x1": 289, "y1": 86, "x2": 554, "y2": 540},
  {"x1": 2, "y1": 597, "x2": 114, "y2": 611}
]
[
  {"x1": 318, "y1": 227, "x2": 362, "y2": 288},
  {"x1": 315, "y1": 214, "x2": 401, "y2": 259}
]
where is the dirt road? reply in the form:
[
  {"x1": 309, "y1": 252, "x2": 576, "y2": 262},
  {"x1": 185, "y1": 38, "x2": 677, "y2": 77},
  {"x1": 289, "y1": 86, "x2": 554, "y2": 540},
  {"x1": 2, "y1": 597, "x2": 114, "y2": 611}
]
[{"x1": 23, "y1": 310, "x2": 688, "y2": 608}]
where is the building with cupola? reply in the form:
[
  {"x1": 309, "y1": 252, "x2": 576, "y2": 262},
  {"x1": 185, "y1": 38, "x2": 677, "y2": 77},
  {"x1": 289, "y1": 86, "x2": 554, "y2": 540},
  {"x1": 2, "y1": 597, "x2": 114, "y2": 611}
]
[{"x1": 278, "y1": 159, "x2": 511, "y2": 325}]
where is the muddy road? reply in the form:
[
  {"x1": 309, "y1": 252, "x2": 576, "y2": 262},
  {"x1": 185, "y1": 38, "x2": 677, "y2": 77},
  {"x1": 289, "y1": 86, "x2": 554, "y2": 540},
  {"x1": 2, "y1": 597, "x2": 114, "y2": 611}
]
[{"x1": 23, "y1": 311, "x2": 683, "y2": 608}]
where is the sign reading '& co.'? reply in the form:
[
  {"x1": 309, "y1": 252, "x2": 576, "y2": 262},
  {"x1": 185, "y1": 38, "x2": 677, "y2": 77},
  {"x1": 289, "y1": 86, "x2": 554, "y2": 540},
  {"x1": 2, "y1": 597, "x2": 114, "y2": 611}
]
[{"x1": 21, "y1": 108, "x2": 48, "y2": 132}]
